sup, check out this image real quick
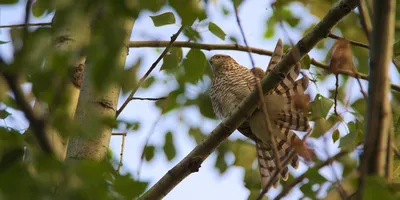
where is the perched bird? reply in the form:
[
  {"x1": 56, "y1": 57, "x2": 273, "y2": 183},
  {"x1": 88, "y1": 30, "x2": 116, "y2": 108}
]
[{"x1": 209, "y1": 39, "x2": 311, "y2": 190}]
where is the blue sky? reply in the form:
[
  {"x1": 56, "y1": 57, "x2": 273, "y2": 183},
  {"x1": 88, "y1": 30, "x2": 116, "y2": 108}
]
[{"x1": 1, "y1": 0, "x2": 400, "y2": 199}]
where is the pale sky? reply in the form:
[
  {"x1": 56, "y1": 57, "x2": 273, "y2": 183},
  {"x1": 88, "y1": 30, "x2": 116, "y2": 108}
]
[{"x1": 1, "y1": 1, "x2": 400, "y2": 200}]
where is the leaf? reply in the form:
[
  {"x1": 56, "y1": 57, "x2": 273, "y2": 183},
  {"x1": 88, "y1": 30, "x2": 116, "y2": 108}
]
[
  {"x1": 332, "y1": 129, "x2": 340, "y2": 143},
  {"x1": 120, "y1": 59, "x2": 140, "y2": 94},
  {"x1": 182, "y1": 49, "x2": 208, "y2": 83},
  {"x1": 310, "y1": 94, "x2": 334, "y2": 120},
  {"x1": 311, "y1": 115, "x2": 339, "y2": 138},
  {"x1": 163, "y1": 131, "x2": 176, "y2": 161},
  {"x1": 0, "y1": 0, "x2": 18, "y2": 4},
  {"x1": 196, "y1": 93, "x2": 216, "y2": 119},
  {"x1": 351, "y1": 98, "x2": 366, "y2": 116},
  {"x1": 141, "y1": 76, "x2": 155, "y2": 89},
  {"x1": 300, "y1": 54, "x2": 311, "y2": 69},
  {"x1": 230, "y1": 140, "x2": 256, "y2": 169},
  {"x1": 144, "y1": 145, "x2": 155, "y2": 161},
  {"x1": 0, "y1": 109, "x2": 11, "y2": 119},
  {"x1": 188, "y1": 127, "x2": 205, "y2": 144},
  {"x1": 32, "y1": 0, "x2": 49, "y2": 17},
  {"x1": 160, "y1": 48, "x2": 182, "y2": 73},
  {"x1": 244, "y1": 169, "x2": 261, "y2": 190},
  {"x1": 150, "y1": 12, "x2": 176, "y2": 27},
  {"x1": 393, "y1": 40, "x2": 400, "y2": 57},
  {"x1": 208, "y1": 22, "x2": 226, "y2": 40},
  {"x1": 0, "y1": 41, "x2": 9, "y2": 45},
  {"x1": 364, "y1": 176, "x2": 395, "y2": 200},
  {"x1": 339, "y1": 121, "x2": 363, "y2": 150},
  {"x1": 306, "y1": 167, "x2": 327, "y2": 184},
  {"x1": 112, "y1": 174, "x2": 148, "y2": 199},
  {"x1": 215, "y1": 153, "x2": 228, "y2": 173}
]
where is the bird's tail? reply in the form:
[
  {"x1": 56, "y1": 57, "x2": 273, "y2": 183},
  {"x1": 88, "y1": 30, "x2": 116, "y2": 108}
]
[{"x1": 255, "y1": 38, "x2": 312, "y2": 189}]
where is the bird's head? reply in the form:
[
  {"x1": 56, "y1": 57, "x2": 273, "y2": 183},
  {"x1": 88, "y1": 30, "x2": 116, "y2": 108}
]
[{"x1": 209, "y1": 54, "x2": 232, "y2": 72}]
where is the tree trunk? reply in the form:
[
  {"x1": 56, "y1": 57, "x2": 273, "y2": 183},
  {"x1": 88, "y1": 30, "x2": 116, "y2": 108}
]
[
  {"x1": 31, "y1": 8, "x2": 91, "y2": 160},
  {"x1": 66, "y1": 16, "x2": 134, "y2": 161},
  {"x1": 358, "y1": 0, "x2": 394, "y2": 197}
]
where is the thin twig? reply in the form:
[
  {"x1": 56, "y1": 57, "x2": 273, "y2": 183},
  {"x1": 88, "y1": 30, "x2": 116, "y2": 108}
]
[
  {"x1": 357, "y1": 0, "x2": 373, "y2": 40},
  {"x1": 334, "y1": 74, "x2": 339, "y2": 115},
  {"x1": 116, "y1": 133, "x2": 126, "y2": 173},
  {"x1": 273, "y1": 151, "x2": 348, "y2": 200},
  {"x1": 328, "y1": 33, "x2": 369, "y2": 49},
  {"x1": 112, "y1": 133, "x2": 127, "y2": 136},
  {"x1": 129, "y1": 97, "x2": 167, "y2": 101},
  {"x1": 0, "y1": 22, "x2": 51, "y2": 29},
  {"x1": 233, "y1": 4, "x2": 282, "y2": 173},
  {"x1": 128, "y1": 41, "x2": 400, "y2": 92},
  {"x1": 116, "y1": 26, "x2": 184, "y2": 117}
]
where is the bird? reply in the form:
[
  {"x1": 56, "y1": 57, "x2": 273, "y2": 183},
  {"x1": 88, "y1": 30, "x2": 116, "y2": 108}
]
[{"x1": 209, "y1": 39, "x2": 311, "y2": 190}]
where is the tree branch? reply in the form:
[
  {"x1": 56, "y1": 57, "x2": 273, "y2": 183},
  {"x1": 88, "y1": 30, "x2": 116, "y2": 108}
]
[
  {"x1": 0, "y1": 70, "x2": 53, "y2": 154},
  {"x1": 127, "y1": 43, "x2": 400, "y2": 93},
  {"x1": 140, "y1": 0, "x2": 358, "y2": 199},
  {"x1": 358, "y1": 0, "x2": 395, "y2": 198},
  {"x1": 116, "y1": 26, "x2": 184, "y2": 117},
  {"x1": 0, "y1": 22, "x2": 51, "y2": 29},
  {"x1": 128, "y1": 97, "x2": 167, "y2": 101}
]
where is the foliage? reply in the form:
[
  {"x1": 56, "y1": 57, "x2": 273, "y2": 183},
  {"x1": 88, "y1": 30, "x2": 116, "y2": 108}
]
[{"x1": 0, "y1": 0, "x2": 399, "y2": 199}]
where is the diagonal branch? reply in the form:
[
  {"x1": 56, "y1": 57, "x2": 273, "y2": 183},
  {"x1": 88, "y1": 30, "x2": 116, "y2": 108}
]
[
  {"x1": 116, "y1": 26, "x2": 184, "y2": 117},
  {"x1": 0, "y1": 70, "x2": 53, "y2": 154},
  {"x1": 140, "y1": 0, "x2": 358, "y2": 199}
]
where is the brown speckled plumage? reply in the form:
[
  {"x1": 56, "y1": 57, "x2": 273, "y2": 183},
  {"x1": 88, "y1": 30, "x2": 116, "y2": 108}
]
[{"x1": 209, "y1": 40, "x2": 311, "y2": 191}]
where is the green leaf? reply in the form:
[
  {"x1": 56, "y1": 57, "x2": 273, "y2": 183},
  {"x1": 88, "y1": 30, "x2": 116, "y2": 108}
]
[
  {"x1": 112, "y1": 174, "x2": 148, "y2": 199},
  {"x1": 332, "y1": 129, "x2": 340, "y2": 143},
  {"x1": 144, "y1": 145, "x2": 155, "y2": 161},
  {"x1": 0, "y1": 0, "x2": 18, "y2": 3},
  {"x1": 339, "y1": 122, "x2": 363, "y2": 150},
  {"x1": 141, "y1": 76, "x2": 155, "y2": 89},
  {"x1": 183, "y1": 27, "x2": 201, "y2": 42},
  {"x1": 306, "y1": 167, "x2": 327, "y2": 184},
  {"x1": 300, "y1": 54, "x2": 311, "y2": 69},
  {"x1": 310, "y1": 94, "x2": 334, "y2": 120},
  {"x1": 0, "y1": 41, "x2": 9, "y2": 45},
  {"x1": 208, "y1": 22, "x2": 226, "y2": 40},
  {"x1": 351, "y1": 98, "x2": 366, "y2": 116},
  {"x1": 311, "y1": 115, "x2": 339, "y2": 138},
  {"x1": 32, "y1": 0, "x2": 48, "y2": 17},
  {"x1": 163, "y1": 131, "x2": 176, "y2": 161},
  {"x1": 160, "y1": 48, "x2": 183, "y2": 73},
  {"x1": 393, "y1": 40, "x2": 400, "y2": 57},
  {"x1": 244, "y1": 169, "x2": 261, "y2": 190},
  {"x1": 182, "y1": 49, "x2": 208, "y2": 83},
  {"x1": 215, "y1": 152, "x2": 228, "y2": 173},
  {"x1": 230, "y1": 140, "x2": 256, "y2": 169},
  {"x1": 120, "y1": 59, "x2": 139, "y2": 94},
  {"x1": 188, "y1": 127, "x2": 205, "y2": 144},
  {"x1": 0, "y1": 109, "x2": 11, "y2": 119},
  {"x1": 150, "y1": 12, "x2": 176, "y2": 27},
  {"x1": 364, "y1": 176, "x2": 395, "y2": 200}
]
